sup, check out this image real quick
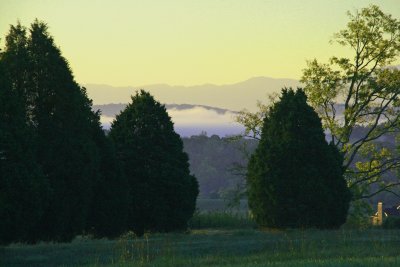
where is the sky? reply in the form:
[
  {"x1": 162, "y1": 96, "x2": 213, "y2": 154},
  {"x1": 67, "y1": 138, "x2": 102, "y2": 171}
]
[{"x1": 1, "y1": 0, "x2": 399, "y2": 87}]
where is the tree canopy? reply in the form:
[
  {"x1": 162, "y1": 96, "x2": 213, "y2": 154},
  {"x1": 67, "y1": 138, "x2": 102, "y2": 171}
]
[
  {"x1": 247, "y1": 88, "x2": 351, "y2": 229},
  {"x1": 0, "y1": 53, "x2": 48, "y2": 244},
  {"x1": 14, "y1": 20, "x2": 105, "y2": 241},
  {"x1": 109, "y1": 90, "x2": 198, "y2": 235},
  {"x1": 0, "y1": 20, "x2": 128, "y2": 243},
  {"x1": 301, "y1": 5, "x2": 400, "y2": 204},
  {"x1": 236, "y1": 6, "x2": 400, "y2": 217}
]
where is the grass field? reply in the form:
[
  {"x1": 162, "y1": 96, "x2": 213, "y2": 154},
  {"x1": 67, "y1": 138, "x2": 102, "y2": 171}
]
[
  {"x1": 195, "y1": 199, "x2": 249, "y2": 214},
  {"x1": 2, "y1": 200, "x2": 399, "y2": 266},
  {"x1": 2, "y1": 227, "x2": 400, "y2": 267}
]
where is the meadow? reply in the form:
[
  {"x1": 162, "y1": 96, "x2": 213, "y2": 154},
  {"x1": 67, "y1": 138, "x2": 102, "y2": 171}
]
[
  {"x1": 2, "y1": 228, "x2": 400, "y2": 267},
  {"x1": 2, "y1": 199, "x2": 400, "y2": 267}
]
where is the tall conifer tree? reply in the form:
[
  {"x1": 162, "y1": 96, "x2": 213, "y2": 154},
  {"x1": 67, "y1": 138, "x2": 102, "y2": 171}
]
[
  {"x1": 1, "y1": 20, "x2": 130, "y2": 241},
  {"x1": 110, "y1": 90, "x2": 198, "y2": 235},
  {"x1": 0, "y1": 49, "x2": 48, "y2": 244},
  {"x1": 23, "y1": 21, "x2": 99, "y2": 241},
  {"x1": 86, "y1": 110, "x2": 130, "y2": 238},
  {"x1": 1, "y1": 21, "x2": 126, "y2": 241},
  {"x1": 247, "y1": 88, "x2": 351, "y2": 229}
]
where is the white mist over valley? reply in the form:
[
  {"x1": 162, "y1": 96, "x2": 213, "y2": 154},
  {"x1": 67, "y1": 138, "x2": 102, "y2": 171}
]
[{"x1": 88, "y1": 76, "x2": 300, "y2": 136}]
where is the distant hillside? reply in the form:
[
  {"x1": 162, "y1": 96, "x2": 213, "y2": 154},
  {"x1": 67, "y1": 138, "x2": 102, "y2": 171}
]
[
  {"x1": 85, "y1": 76, "x2": 300, "y2": 112},
  {"x1": 182, "y1": 135, "x2": 258, "y2": 198}
]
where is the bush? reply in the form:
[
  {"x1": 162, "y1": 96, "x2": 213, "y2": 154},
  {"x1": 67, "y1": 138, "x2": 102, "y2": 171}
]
[{"x1": 383, "y1": 217, "x2": 400, "y2": 229}]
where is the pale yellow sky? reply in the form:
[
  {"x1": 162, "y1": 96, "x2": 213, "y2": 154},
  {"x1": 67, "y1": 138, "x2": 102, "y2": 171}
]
[{"x1": 0, "y1": 0, "x2": 399, "y2": 86}]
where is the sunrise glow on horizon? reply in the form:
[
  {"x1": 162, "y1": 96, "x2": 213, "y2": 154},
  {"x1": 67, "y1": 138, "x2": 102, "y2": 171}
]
[{"x1": 1, "y1": 0, "x2": 399, "y2": 89}]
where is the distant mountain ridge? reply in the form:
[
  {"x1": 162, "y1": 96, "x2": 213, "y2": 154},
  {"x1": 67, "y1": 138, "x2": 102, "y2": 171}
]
[{"x1": 85, "y1": 76, "x2": 300, "y2": 112}]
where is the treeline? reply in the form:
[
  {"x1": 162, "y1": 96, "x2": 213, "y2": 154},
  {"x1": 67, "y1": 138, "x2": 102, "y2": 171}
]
[
  {"x1": 182, "y1": 134, "x2": 257, "y2": 198},
  {"x1": 182, "y1": 129, "x2": 400, "y2": 208},
  {"x1": 0, "y1": 21, "x2": 198, "y2": 244}
]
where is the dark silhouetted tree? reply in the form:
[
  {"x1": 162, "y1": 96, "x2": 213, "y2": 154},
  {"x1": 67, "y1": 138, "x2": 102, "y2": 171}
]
[
  {"x1": 247, "y1": 88, "x2": 351, "y2": 229},
  {"x1": 86, "y1": 111, "x2": 130, "y2": 238},
  {"x1": 0, "y1": 51, "x2": 48, "y2": 244},
  {"x1": 1, "y1": 20, "x2": 130, "y2": 242},
  {"x1": 1, "y1": 21, "x2": 117, "y2": 242},
  {"x1": 109, "y1": 90, "x2": 198, "y2": 235},
  {"x1": 22, "y1": 21, "x2": 100, "y2": 241},
  {"x1": 0, "y1": 23, "x2": 32, "y2": 120}
]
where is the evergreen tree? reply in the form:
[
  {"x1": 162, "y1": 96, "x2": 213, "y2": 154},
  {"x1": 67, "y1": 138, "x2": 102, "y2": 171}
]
[
  {"x1": 86, "y1": 110, "x2": 130, "y2": 238},
  {"x1": 0, "y1": 53, "x2": 48, "y2": 244},
  {"x1": 247, "y1": 88, "x2": 351, "y2": 229},
  {"x1": 24, "y1": 21, "x2": 99, "y2": 241},
  {"x1": 0, "y1": 23, "x2": 32, "y2": 119},
  {"x1": 1, "y1": 20, "x2": 131, "y2": 241},
  {"x1": 109, "y1": 90, "x2": 198, "y2": 235}
]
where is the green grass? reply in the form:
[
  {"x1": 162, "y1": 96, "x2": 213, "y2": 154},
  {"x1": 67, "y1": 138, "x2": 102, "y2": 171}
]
[
  {"x1": 2, "y1": 228, "x2": 400, "y2": 267},
  {"x1": 189, "y1": 211, "x2": 256, "y2": 229},
  {"x1": 196, "y1": 199, "x2": 248, "y2": 214}
]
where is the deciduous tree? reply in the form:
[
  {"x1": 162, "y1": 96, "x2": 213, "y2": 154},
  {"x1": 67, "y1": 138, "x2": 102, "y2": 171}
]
[
  {"x1": 237, "y1": 6, "x2": 400, "y2": 214},
  {"x1": 301, "y1": 5, "x2": 400, "y2": 203}
]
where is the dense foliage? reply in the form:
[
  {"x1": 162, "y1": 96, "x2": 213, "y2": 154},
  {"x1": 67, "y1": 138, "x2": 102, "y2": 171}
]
[
  {"x1": 247, "y1": 88, "x2": 351, "y2": 229},
  {"x1": 109, "y1": 90, "x2": 199, "y2": 235},
  {"x1": 0, "y1": 21, "x2": 129, "y2": 243},
  {"x1": 85, "y1": 114, "x2": 130, "y2": 238},
  {"x1": 0, "y1": 55, "x2": 48, "y2": 244},
  {"x1": 25, "y1": 21, "x2": 101, "y2": 242},
  {"x1": 0, "y1": 21, "x2": 200, "y2": 243},
  {"x1": 234, "y1": 6, "x2": 400, "y2": 223},
  {"x1": 301, "y1": 5, "x2": 400, "y2": 204}
]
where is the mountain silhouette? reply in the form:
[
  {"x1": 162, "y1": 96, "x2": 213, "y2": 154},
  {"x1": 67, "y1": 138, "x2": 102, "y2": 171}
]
[{"x1": 85, "y1": 76, "x2": 300, "y2": 112}]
